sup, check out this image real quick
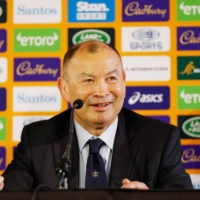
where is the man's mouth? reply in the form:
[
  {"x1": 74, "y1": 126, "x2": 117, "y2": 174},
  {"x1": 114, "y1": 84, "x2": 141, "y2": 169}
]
[{"x1": 91, "y1": 103, "x2": 111, "y2": 107}]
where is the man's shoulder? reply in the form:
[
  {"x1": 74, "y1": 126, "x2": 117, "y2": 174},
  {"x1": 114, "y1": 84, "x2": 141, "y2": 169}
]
[
  {"x1": 121, "y1": 107, "x2": 176, "y2": 132},
  {"x1": 22, "y1": 109, "x2": 71, "y2": 142}
]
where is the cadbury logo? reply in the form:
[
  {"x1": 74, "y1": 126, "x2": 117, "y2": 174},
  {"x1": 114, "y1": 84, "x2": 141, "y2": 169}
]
[
  {"x1": 16, "y1": 61, "x2": 58, "y2": 77},
  {"x1": 182, "y1": 148, "x2": 200, "y2": 163},
  {"x1": 0, "y1": 40, "x2": 4, "y2": 49},
  {"x1": 0, "y1": 158, "x2": 3, "y2": 166},
  {"x1": 180, "y1": 30, "x2": 200, "y2": 45},
  {"x1": 124, "y1": 2, "x2": 167, "y2": 18}
]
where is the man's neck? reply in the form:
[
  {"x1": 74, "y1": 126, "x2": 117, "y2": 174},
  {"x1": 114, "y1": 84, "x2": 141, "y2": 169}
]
[{"x1": 74, "y1": 117, "x2": 117, "y2": 136}]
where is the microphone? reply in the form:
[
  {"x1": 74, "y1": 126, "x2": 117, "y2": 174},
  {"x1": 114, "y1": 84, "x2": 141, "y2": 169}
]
[{"x1": 55, "y1": 99, "x2": 83, "y2": 189}]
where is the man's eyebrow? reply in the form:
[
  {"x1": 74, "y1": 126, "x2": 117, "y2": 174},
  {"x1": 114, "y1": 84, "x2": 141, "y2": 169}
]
[
  {"x1": 79, "y1": 69, "x2": 120, "y2": 78},
  {"x1": 106, "y1": 69, "x2": 119, "y2": 76}
]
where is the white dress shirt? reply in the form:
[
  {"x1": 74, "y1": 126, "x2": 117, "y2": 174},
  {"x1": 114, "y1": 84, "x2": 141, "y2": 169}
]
[{"x1": 75, "y1": 117, "x2": 118, "y2": 188}]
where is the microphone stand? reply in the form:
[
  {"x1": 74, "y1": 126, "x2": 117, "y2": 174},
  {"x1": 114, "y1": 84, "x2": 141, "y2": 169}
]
[{"x1": 55, "y1": 100, "x2": 83, "y2": 189}]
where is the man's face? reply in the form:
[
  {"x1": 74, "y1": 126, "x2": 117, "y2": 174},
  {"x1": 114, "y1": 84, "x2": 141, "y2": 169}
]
[{"x1": 62, "y1": 47, "x2": 125, "y2": 130}]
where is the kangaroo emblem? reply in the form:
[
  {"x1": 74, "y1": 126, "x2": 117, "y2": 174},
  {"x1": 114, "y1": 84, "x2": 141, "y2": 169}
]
[{"x1": 180, "y1": 61, "x2": 195, "y2": 75}]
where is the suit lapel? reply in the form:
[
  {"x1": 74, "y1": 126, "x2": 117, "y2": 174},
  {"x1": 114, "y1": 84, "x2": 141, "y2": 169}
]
[{"x1": 110, "y1": 111, "x2": 138, "y2": 188}]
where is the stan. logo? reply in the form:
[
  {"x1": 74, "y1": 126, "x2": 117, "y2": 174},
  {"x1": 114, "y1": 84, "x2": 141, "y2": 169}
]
[
  {"x1": 182, "y1": 117, "x2": 200, "y2": 138},
  {"x1": 68, "y1": 0, "x2": 114, "y2": 22}
]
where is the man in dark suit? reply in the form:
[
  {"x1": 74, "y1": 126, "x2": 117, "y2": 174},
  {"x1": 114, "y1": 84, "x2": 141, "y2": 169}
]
[{"x1": 0, "y1": 40, "x2": 193, "y2": 190}]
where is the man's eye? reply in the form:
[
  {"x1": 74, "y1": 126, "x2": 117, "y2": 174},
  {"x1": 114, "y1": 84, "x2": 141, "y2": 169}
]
[
  {"x1": 108, "y1": 77, "x2": 117, "y2": 81},
  {"x1": 84, "y1": 79, "x2": 93, "y2": 83}
]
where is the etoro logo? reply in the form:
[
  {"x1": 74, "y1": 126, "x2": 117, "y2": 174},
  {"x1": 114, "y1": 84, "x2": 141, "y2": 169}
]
[
  {"x1": 14, "y1": 29, "x2": 60, "y2": 52},
  {"x1": 182, "y1": 117, "x2": 200, "y2": 138},
  {"x1": 178, "y1": 86, "x2": 200, "y2": 109},
  {"x1": 0, "y1": 117, "x2": 6, "y2": 140},
  {"x1": 178, "y1": 0, "x2": 200, "y2": 21},
  {"x1": 72, "y1": 29, "x2": 111, "y2": 44}
]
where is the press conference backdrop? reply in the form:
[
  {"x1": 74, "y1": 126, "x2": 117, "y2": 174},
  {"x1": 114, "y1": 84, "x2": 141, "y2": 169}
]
[{"x1": 0, "y1": 0, "x2": 200, "y2": 189}]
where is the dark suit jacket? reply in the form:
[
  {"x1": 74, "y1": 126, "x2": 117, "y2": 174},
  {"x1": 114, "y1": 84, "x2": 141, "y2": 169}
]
[{"x1": 2, "y1": 107, "x2": 193, "y2": 190}]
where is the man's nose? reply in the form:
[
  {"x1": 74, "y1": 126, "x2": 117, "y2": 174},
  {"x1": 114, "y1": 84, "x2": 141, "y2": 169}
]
[{"x1": 92, "y1": 80, "x2": 109, "y2": 97}]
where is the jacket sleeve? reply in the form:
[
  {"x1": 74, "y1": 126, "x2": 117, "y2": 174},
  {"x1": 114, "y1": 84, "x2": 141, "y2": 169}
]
[
  {"x1": 2, "y1": 125, "x2": 35, "y2": 190},
  {"x1": 157, "y1": 127, "x2": 193, "y2": 189}
]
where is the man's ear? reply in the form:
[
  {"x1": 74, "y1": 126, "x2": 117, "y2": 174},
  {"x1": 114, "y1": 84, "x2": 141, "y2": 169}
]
[{"x1": 57, "y1": 77, "x2": 70, "y2": 102}]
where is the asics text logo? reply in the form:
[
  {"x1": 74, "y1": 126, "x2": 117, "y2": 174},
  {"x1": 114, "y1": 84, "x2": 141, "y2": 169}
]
[{"x1": 128, "y1": 92, "x2": 163, "y2": 105}]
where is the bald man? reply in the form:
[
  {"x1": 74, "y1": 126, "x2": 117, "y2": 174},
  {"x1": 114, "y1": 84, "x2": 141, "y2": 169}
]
[{"x1": 0, "y1": 41, "x2": 192, "y2": 190}]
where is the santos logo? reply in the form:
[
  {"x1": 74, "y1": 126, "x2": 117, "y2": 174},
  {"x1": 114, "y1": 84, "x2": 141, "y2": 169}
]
[
  {"x1": 13, "y1": 0, "x2": 61, "y2": 24},
  {"x1": 0, "y1": 57, "x2": 7, "y2": 83},
  {"x1": 13, "y1": 86, "x2": 61, "y2": 112},
  {"x1": 124, "y1": 86, "x2": 170, "y2": 110},
  {"x1": 12, "y1": 116, "x2": 51, "y2": 142},
  {"x1": 14, "y1": 29, "x2": 60, "y2": 52}
]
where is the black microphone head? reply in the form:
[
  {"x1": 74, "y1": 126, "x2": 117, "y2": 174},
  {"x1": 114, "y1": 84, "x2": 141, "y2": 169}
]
[{"x1": 73, "y1": 99, "x2": 83, "y2": 109}]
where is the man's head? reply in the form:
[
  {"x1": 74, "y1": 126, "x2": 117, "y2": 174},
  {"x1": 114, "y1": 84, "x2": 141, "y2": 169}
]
[{"x1": 58, "y1": 41, "x2": 126, "y2": 135}]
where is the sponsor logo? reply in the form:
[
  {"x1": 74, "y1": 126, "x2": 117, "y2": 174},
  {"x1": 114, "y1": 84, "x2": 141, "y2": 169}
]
[
  {"x1": 178, "y1": 86, "x2": 200, "y2": 110},
  {"x1": 148, "y1": 116, "x2": 170, "y2": 123},
  {"x1": 0, "y1": 57, "x2": 7, "y2": 83},
  {"x1": 13, "y1": 0, "x2": 61, "y2": 24},
  {"x1": 122, "y1": 56, "x2": 170, "y2": 81},
  {"x1": 178, "y1": 116, "x2": 200, "y2": 139},
  {"x1": 123, "y1": 0, "x2": 169, "y2": 22},
  {"x1": 68, "y1": 0, "x2": 115, "y2": 22},
  {"x1": 0, "y1": 88, "x2": 6, "y2": 111},
  {"x1": 0, "y1": 29, "x2": 6, "y2": 52},
  {"x1": 0, "y1": 147, "x2": 5, "y2": 170},
  {"x1": 124, "y1": 86, "x2": 170, "y2": 110},
  {"x1": 122, "y1": 27, "x2": 170, "y2": 52},
  {"x1": 14, "y1": 58, "x2": 60, "y2": 81},
  {"x1": 181, "y1": 145, "x2": 200, "y2": 169},
  {"x1": 0, "y1": 117, "x2": 6, "y2": 141},
  {"x1": 0, "y1": 1, "x2": 6, "y2": 23},
  {"x1": 177, "y1": 27, "x2": 200, "y2": 50},
  {"x1": 68, "y1": 28, "x2": 114, "y2": 47},
  {"x1": 190, "y1": 174, "x2": 200, "y2": 189},
  {"x1": 178, "y1": 56, "x2": 200, "y2": 80},
  {"x1": 12, "y1": 116, "x2": 51, "y2": 141},
  {"x1": 13, "y1": 86, "x2": 61, "y2": 112},
  {"x1": 14, "y1": 28, "x2": 61, "y2": 52},
  {"x1": 177, "y1": 0, "x2": 200, "y2": 21}
]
